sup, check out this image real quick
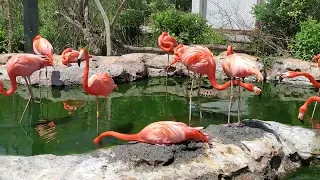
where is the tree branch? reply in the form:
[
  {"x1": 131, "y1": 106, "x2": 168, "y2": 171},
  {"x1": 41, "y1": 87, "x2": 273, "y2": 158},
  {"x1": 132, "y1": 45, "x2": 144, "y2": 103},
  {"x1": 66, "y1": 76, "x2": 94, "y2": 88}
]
[
  {"x1": 54, "y1": 11, "x2": 82, "y2": 29},
  {"x1": 110, "y1": 0, "x2": 128, "y2": 29}
]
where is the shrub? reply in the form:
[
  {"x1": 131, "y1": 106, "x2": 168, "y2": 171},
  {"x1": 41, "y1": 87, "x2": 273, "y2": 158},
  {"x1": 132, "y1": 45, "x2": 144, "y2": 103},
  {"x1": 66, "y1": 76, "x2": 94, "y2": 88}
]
[
  {"x1": 150, "y1": 10, "x2": 227, "y2": 45},
  {"x1": 289, "y1": 19, "x2": 320, "y2": 60},
  {"x1": 253, "y1": 0, "x2": 320, "y2": 53}
]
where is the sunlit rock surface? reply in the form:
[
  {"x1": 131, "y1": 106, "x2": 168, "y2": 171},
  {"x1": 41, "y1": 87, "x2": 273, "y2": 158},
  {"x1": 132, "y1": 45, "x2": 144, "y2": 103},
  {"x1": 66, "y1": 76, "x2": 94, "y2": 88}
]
[{"x1": 0, "y1": 119, "x2": 319, "y2": 180}]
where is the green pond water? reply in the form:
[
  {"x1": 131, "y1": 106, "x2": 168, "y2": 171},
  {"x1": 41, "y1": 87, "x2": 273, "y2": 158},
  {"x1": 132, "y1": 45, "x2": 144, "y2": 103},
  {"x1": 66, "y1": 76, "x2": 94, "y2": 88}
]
[{"x1": 0, "y1": 77, "x2": 319, "y2": 179}]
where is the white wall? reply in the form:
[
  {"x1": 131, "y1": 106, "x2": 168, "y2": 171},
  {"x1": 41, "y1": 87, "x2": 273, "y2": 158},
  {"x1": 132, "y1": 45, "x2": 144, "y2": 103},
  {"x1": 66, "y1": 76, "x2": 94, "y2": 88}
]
[{"x1": 192, "y1": 0, "x2": 259, "y2": 30}]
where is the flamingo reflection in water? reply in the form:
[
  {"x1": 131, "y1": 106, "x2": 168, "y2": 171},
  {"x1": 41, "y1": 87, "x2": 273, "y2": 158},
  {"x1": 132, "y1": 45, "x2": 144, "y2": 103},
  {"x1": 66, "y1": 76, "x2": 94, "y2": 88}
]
[
  {"x1": 35, "y1": 120, "x2": 57, "y2": 143},
  {"x1": 63, "y1": 100, "x2": 86, "y2": 114}
]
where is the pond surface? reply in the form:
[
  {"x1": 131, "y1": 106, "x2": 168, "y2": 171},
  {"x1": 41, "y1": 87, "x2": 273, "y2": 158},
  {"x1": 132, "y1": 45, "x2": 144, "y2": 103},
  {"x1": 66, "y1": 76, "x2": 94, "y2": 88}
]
[{"x1": 0, "y1": 77, "x2": 319, "y2": 178}]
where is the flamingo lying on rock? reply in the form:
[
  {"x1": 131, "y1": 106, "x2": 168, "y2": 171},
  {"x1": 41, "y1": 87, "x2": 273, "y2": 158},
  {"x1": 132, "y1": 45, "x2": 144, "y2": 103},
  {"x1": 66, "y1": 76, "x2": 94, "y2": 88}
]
[
  {"x1": 61, "y1": 48, "x2": 82, "y2": 66},
  {"x1": 93, "y1": 121, "x2": 209, "y2": 146}
]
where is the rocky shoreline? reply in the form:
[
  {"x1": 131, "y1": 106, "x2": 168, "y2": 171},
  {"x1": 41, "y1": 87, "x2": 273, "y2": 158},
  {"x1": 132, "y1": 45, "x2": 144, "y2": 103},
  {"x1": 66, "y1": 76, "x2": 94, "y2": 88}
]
[
  {"x1": 0, "y1": 52, "x2": 319, "y2": 87},
  {"x1": 0, "y1": 119, "x2": 319, "y2": 180}
]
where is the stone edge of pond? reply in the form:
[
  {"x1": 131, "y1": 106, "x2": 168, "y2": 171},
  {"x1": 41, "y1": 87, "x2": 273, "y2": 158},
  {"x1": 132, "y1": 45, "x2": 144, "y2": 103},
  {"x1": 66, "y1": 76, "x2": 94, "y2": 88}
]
[
  {"x1": 0, "y1": 119, "x2": 319, "y2": 180},
  {"x1": 0, "y1": 53, "x2": 319, "y2": 87}
]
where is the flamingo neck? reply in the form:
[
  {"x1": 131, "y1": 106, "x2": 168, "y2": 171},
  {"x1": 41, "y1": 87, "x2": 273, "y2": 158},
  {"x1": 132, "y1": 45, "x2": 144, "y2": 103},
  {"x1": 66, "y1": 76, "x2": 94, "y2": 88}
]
[
  {"x1": 0, "y1": 75, "x2": 17, "y2": 96},
  {"x1": 292, "y1": 72, "x2": 320, "y2": 88},
  {"x1": 227, "y1": 45, "x2": 234, "y2": 56},
  {"x1": 83, "y1": 57, "x2": 90, "y2": 93},
  {"x1": 206, "y1": 62, "x2": 257, "y2": 92},
  {"x1": 304, "y1": 96, "x2": 320, "y2": 107},
  {"x1": 93, "y1": 131, "x2": 140, "y2": 143}
]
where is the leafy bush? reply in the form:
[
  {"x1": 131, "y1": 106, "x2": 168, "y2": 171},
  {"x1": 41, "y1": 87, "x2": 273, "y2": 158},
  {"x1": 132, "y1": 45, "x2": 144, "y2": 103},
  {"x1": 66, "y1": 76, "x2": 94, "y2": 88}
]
[
  {"x1": 150, "y1": 10, "x2": 227, "y2": 45},
  {"x1": 253, "y1": 0, "x2": 320, "y2": 54},
  {"x1": 0, "y1": 29, "x2": 7, "y2": 53},
  {"x1": 289, "y1": 19, "x2": 320, "y2": 60}
]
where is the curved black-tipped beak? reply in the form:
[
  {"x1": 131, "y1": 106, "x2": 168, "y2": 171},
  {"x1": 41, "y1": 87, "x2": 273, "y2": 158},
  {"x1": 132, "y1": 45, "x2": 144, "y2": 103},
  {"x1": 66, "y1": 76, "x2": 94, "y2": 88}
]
[
  {"x1": 298, "y1": 118, "x2": 304, "y2": 124},
  {"x1": 77, "y1": 59, "x2": 81, "y2": 67},
  {"x1": 279, "y1": 76, "x2": 283, "y2": 83},
  {"x1": 258, "y1": 92, "x2": 262, "y2": 98}
]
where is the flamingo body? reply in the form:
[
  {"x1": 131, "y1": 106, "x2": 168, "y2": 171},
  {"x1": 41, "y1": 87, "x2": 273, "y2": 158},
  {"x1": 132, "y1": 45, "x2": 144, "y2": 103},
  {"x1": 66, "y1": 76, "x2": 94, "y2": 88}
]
[
  {"x1": 93, "y1": 121, "x2": 209, "y2": 145},
  {"x1": 32, "y1": 35, "x2": 54, "y2": 63},
  {"x1": 87, "y1": 73, "x2": 118, "y2": 97},
  {"x1": 158, "y1": 32, "x2": 177, "y2": 53},
  {"x1": 61, "y1": 48, "x2": 81, "y2": 66}
]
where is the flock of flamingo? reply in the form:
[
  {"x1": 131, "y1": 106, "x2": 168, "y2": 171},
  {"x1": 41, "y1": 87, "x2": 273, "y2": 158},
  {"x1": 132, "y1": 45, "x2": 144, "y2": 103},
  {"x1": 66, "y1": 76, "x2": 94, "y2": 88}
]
[{"x1": 0, "y1": 32, "x2": 319, "y2": 147}]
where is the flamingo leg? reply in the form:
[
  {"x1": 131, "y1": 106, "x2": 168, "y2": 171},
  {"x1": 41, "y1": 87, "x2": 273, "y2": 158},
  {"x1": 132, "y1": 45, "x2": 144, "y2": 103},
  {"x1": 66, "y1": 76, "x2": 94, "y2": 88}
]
[
  {"x1": 189, "y1": 77, "x2": 195, "y2": 124},
  {"x1": 106, "y1": 97, "x2": 111, "y2": 130},
  {"x1": 20, "y1": 77, "x2": 34, "y2": 124},
  {"x1": 197, "y1": 74, "x2": 203, "y2": 119},
  {"x1": 311, "y1": 89, "x2": 320, "y2": 119},
  {"x1": 225, "y1": 79, "x2": 234, "y2": 127},
  {"x1": 236, "y1": 79, "x2": 244, "y2": 127},
  {"x1": 96, "y1": 97, "x2": 100, "y2": 135},
  {"x1": 165, "y1": 54, "x2": 169, "y2": 118}
]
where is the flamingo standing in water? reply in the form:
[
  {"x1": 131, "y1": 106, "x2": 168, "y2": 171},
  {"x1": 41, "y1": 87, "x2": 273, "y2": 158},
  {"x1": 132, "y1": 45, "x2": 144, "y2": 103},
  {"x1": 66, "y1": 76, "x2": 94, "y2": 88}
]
[
  {"x1": 0, "y1": 54, "x2": 53, "y2": 123},
  {"x1": 61, "y1": 48, "x2": 82, "y2": 66},
  {"x1": 158, "y1": 32, "x2": 177, "y2": 82},
  {"x1": 77, "y1": 48, "x2": 118, "y2": 134},
  {"x1": 281, "y1": 70, "x2": 320, "y2": 120},
  {"x1": 310, "y1": 54, "x2": 320, "y2": 119},
  {"x1": 32, "y1": 35, "x2": 54, "y2": 80},
  {"x1": 221, "y1": 45, "x2": 263, "y2": 126},
  {"x1": 168, "y1": 44, "x2": 262, "y2": 125},
  {"x1": 298, "y1": 96, "x2": 320, "y2": 124},
  {"x1": 93, "y1": 121, "x2": 209, "y2": 146}
]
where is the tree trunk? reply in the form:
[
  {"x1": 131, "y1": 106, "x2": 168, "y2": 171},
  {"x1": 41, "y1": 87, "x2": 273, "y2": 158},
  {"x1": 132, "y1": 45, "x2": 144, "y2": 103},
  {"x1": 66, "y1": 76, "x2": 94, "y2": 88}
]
[
  {"x1": 23, "y1": 0, "x2": 39, "y2": 53},
  {"x1": 93, "y1": 0, "x2": 111, "y2": 56},
  {"x1": 6, "y1": 0, "x2": 13, "y2": 53}
]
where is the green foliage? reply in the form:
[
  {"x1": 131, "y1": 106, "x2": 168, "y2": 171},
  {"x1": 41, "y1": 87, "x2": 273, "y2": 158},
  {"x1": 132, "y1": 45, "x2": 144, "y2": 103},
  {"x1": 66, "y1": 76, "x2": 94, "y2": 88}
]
[
  {"x1": 253, "y1": 0, "x2": 320, "y2": 54},
  {"x1": 0, "y1": 29, "x2": 6, "y2": 53},
  {"x1": 150, "y1": 9, "x2": 227, "y2": 45},
  {"x1": 289, "y1": 19, "x2": 320, "y2": 60}
]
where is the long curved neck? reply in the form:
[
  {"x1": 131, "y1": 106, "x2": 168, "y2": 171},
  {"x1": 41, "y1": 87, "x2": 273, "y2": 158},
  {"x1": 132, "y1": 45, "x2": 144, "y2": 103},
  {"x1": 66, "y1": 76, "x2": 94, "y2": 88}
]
[
  {"x1": 206, "y1": 63, "x2": 257, "y2": 92},
  {"x1": 304, "y1": 96, "x2": 320, "y2": 107},
  {"x1": 0, "y1": 75, "x2": 17, "y2": 96},
  {"x1": 83, "y1": 58, "x2": 90, "y2": 93},
  {"x1": 93, "y1": 131, "x2": 139, "y2": 143},
  {"x1": 292, "y1": 72, "x2": 320, "y2": 88},
  {"x1": 227, "y1": 45, "x2": 234, "y2": 56}
]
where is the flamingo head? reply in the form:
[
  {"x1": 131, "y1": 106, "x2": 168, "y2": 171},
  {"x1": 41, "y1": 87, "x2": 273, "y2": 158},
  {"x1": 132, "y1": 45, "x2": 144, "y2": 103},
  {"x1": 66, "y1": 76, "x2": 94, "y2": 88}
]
[
  {"x1": 77, "y1": 48, "x2": 89, "y2": 67},
  {"x1": 298, "y1": 105, "x2": 307, "y2": 124},
  {"x1": 253, "y1": 86, "x2": 262, "y2": 98},
  {"x1": 280, "y1": 71, "x2": 295, "y2": 79},
  {"x1": 33, "y1": 35, "x2": 42, "y2": 42}
]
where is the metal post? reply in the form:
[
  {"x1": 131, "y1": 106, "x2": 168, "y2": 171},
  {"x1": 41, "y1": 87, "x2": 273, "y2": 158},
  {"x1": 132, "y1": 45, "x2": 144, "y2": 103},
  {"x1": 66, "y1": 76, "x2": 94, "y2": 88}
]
[
  {"x1": 199, "y1": 0, "x2": 207, "y2": 19},
  {"x1": 23, "y1": 0, "x2": 39, "y2": 53}
]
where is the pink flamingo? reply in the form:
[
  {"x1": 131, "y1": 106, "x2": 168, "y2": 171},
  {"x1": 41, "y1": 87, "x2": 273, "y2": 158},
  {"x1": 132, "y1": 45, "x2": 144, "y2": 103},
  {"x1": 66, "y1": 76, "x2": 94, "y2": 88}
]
[
  {"x1": 32, "y1": 35, "x2": 54, "y2": 80},
  {"x1": 298, "y1": 96, "x2": 320, "y2": 124},
  {"x1": 282, "y1": 70, "x2": 320, "y2": 119},
  {"x1": 61, "y1": 48, "x2": 82, "y2": 66},
  {"x1": 93, "y1": 121, "x2": 209, "y2": 146},
  {"x1": 158, "y1": 32, "x2": 177, "y2": 80},
  {"x1": 0, "y1": 54, "x2": 53, "y2": 123},
  {"x1": 310, "y1": 54, "x2": 320, "y2": 119},
  {"x1": 222, "y1": 45, "x2": 263, "y2": 126},
  {"x1": 168, "y1": 44, "x2": 262, "y2": 125},
  {"x1": 77, "y1": 48, "x2": 118, "y2": 134}
]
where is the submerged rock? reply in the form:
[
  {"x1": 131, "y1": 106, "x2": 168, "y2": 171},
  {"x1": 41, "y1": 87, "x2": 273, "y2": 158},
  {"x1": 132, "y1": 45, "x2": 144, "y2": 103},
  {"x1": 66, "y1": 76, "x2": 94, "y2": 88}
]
[{"x1": 0, "y1": 119, "x2": 319, "y2": 180}]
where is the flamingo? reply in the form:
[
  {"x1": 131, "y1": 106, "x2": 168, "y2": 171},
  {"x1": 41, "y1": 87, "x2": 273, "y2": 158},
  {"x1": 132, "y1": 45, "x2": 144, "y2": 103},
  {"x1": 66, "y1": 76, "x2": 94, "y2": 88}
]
[
  {"x1": 0, "y1": 54, "x2": 53, "y2": 123},
  {"x1": 310, "y1": 54, "x2": 320, "y2": 119},
  {"x1": 61, "y1": 48, "x2": 82, "y2": 66},
  {"x1": 32, "y1": 35, "x2": 54, "y2": 80},
  {"x1": 298, "y1": 96, "x2": 320, "y2": 124},
  {"x1": 63, "y1": 100, "x2": 86, "y2": 114},
  {"x1": 281, "y1": 71, "x2": 320, "y2": 88},
  {"x1": 93, "y1": 121, "x2": 209, "y2": 146},
  {"x1": 168, "y1": 45, "x2": 262, "y2": 125},
  {"x1": 158, "y1": 32, "x2": 177, "y2": 81},
  {"x1": 221, "y1": 45, "x2": 263, "y2": 126},
  {"x1": 77, "y1": 48, "x2": 118, "y2": 134}
]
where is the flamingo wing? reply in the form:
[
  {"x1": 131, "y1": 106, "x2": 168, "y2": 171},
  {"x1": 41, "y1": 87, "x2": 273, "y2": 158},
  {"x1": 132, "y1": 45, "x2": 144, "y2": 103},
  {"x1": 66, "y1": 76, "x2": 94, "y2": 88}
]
[
  {"x1": 88, "y1": 73, "x2": 116, "y2": 96},
  {"x1": 7, "y1": 54, "x2": 46, "y2": 77}
]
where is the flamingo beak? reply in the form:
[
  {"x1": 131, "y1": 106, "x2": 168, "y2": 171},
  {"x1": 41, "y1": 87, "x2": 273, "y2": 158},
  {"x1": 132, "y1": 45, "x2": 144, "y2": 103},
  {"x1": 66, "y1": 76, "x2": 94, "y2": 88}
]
[
  {"x1": 299, "y1": 118, "x2": 304, "y2": 124},
  {"x1": 258, "y1": 92, "x2": 262, "y2": 98},
  {"x1": 298, "y1": 112, "x2": 304, "y2": 124},
  {"x1": 77, "y1": 59, "x2": 81, "y2": 67}
]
